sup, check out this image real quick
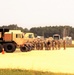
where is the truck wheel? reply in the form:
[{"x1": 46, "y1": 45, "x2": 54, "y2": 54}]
[
  {"x1": 20, "y1": 46, "x2": 28, "y2": 52},
  {"x1": 4, "y1": 43, "x2": 16, "y2": 53},
  {"x1": 27, "y1": 46, "x2": 31, "y2": 51},
  {"x1": 0, "y1": 44, "x2": 3, "y2": 53}
]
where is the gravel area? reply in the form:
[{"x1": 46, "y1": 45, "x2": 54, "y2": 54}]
[{"x1": 0, "y1": 48, "x2": 74, "y2": 73}]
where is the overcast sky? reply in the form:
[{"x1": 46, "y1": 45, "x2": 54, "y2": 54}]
[{"x1": 0, "y1": 0, "x2": 74, "y2": 29}]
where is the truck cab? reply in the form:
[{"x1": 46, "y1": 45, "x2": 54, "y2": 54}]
[{"x1": 0, "y1": 29, "x2": 32, "y2": 53}]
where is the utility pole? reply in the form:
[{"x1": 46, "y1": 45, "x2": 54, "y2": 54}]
[
  {"x1": 63, "y1": 26, "x2": 70, "y2": 38},
  {"x1": 63, "y1": 26, "x2": 69, "y2": 37},
  {"x1": 63, "y1": 27, "x2": 66, "y2": 37}
]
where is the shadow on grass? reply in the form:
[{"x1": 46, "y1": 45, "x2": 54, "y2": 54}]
[{"x1": 0, "y1": 69, "x2": 74, "y2": 75}]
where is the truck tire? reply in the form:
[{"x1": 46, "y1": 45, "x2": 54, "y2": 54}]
[
  {"x1": 0, "y1": 44, "x2": 3, "y2": 53},
  {"x1": 4, "y1": 43, "x2": 16, "y2": 53},
  {"x1": 20, "y1": 46, "x2": 28, "y2": 52},
  {"x1": 27, "y1": 45, "x2": 32, "y2": 51}
]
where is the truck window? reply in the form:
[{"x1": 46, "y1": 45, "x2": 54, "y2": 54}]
[
  {"x1": 29, "y1": 34, "x2": 33, "y2": 38},
  {"x1": 16, "y1": 34, "x2": 23, "y2": 38}
]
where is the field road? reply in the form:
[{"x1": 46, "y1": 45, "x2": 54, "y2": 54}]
[{"x1": 0, "y1": 48, "x2": 74, "y2": 73}]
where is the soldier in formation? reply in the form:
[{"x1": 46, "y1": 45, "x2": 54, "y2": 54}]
[
  {"x1": 25, "y1": 39, "x2": 66, "y2": 50},
  {"x1": 63, "y1": 40, "x2": 66, "y2": 50}
]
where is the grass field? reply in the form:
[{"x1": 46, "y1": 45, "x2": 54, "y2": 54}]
[
  {"x1": 0, "y1": 48, "x2": 74, "y2": 74},
  {"x1": 0, "y1": 69, "x2": 74, "y2": 75}
]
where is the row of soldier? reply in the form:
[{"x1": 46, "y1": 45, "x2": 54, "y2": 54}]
[{"x1": 26, "y1": 38, "x2": 66, "y2": 50}]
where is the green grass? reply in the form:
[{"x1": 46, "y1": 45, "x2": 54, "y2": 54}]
[{"x1": 0, "y1": 69, "x2": 74, "y2": 75}]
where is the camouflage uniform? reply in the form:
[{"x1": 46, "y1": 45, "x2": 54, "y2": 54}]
[
  {"x1": 55, "y1": 40, "x2": 58, "y2": 50},
  {"x1": 44, "y1": 41, "x2": 47, "y2": 50},
  {"x1": 36, "y1": 40, "x2": 41, "y2": 50},
  {"x1": 63, "y1": 40, "x2": 66, "y2": 50},
  {"x1": 47, "y1": 40, "x2": 51, "y2": 50},
  {"x1": 40, "y1": 41, "x2": 44, "y2": 50},
  {"x1": 58, "y1": 40, "x2": 61, "y2": 50},
  {"x1": 52, "y1": 40, "x2": 55, "y2": 50}
]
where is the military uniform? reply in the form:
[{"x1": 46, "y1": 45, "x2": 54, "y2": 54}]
[
  {"x1": 47, "y1": 40, "x2": 51, "y2": 50},
  {"x1": 58, "y1": 40, "x2": 61, "y2": 50},
  {"x1": 52, "y1": 40, "x2": 55, "y2": 50},
  {"x1": 63, "y1": 40, "x2": 66, "y2": 50}
]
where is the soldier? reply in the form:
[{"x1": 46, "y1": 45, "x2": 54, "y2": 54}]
[
  {"x1": 40, "y1": 40, "x2": 44, "y2": 50},
  {"x1": 52, "y1": 40, "x2": 55, "y2": 50},
  {"x1": 36, "y1": 40, "x2": 41, "y2": 50},
  {"x1": 47, "y1": 40, "x2": 51, "y2": 50},
  {"x1": 55, "y1": 40, "x2": 58, "y2": 50},
  {"x1": 57, "y1": 40, "x2": 61, "y2": 50},
  {"x1": 31, "y1": 41, "x2": 35, "y2": 50},
  {"x1": 35, "y1": 40, "x2": 38, "y2": 50},
  {"x1": 63, "y1": 40, "x2": 66, "y2": 50},
  {"x1": 44, "y1": 40, "x2": 47, "y2": 50}
]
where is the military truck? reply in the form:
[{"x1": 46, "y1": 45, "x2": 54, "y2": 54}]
[
  {"x1": 24, "y1": 32, "x2": 35, "y2": 42},
  {"x1": 53, "y1": 34, "x2": 60, "y2": 40},
  {"x1": 0, "y1": 28, "x2": 32, "y2": 53}
]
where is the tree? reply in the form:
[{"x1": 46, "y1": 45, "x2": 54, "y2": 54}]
[{"x1": 30, "y1": 25, "x2": 74, "y2": 39}]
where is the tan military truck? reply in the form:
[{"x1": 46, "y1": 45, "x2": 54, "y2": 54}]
[
  {"x1": 24, "y1": 32, "x2": 35, "y2": 42},
  {"x1": 0, "y1": 28, "x2": 32, "y2": 53}
]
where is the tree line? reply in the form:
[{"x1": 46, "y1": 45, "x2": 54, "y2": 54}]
[
  {"x1": 30, "y1": 26, "x2": 74, "y2": 39},
  {"x1": 0, "y1": 24, "x2": 74, "y2": 39}
]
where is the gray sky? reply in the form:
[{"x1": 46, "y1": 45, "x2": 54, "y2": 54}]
[{"x1": 0, "y1": 0, "x2": 74, "y2": 29}]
